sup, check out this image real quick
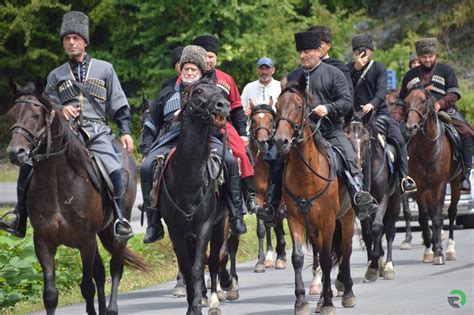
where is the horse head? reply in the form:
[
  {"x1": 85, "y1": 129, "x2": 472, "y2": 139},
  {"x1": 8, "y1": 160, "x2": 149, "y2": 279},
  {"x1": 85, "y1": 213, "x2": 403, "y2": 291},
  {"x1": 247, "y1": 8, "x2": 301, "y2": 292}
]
[
  {"x1": 345, "y1": 111, "x2": 373, "y2": 169},
  {"x1": 274, "y1": 76, "x2": 309, "y2": 154},
  {"x1": 249, "y1": 97, "x2": 275, "y2": 153},
  {"x1": 404, "y1": 85, "x2": 436, "y2": 136},
  {"x1": 181, "y1": 80, "x2": 230, "y2": 128},
  {"x1": 6, "y1": 78, "x2": 50, "y2": 166}
]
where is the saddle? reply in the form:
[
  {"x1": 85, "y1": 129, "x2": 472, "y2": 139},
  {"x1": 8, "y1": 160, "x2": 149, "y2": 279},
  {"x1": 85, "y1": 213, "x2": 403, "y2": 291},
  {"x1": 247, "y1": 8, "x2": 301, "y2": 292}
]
[{"x1": 442, "y1": 121, "x2": 464, "y2": 180}]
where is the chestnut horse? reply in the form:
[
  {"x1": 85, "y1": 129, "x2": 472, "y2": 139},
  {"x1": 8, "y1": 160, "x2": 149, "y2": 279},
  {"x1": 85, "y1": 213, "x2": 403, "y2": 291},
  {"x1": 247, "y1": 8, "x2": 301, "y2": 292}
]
[
  {"x1": 274, "y1": 84, "x2": 355, "y2": 315},
  {"x1": 4, "y1": 79, "x2": 147, "y2": 315},
  {"x1": 404, "y1": 86, "x2": 463, "y2": 265},
  {"x1": 248, "y1": 98, "x2": 287, "y2": 272}
]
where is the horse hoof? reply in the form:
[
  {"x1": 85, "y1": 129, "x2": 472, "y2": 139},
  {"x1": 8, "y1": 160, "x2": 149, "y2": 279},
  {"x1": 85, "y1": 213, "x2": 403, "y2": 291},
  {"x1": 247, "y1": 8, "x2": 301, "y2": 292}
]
[
  {"x1": 384, "y1": 269, "x2": 395, "y2": 280},
  {"x1": 264, "y1": 250, "x2": 274, "y2": 268},
  {"x1": 308, "y1": 284, "x2": 321, "y2": 295},
  {"x1": 400, "y1": 241, "x2": 412, "y2": 250},
  {"x1": 334, "y1": 278, "x2": 344, "y2": 292},
  {"x1": 440, "y1": 229, "x2": 446, "y2": 241},
  {"x1": 217, "y1": 290, "x2": 226, "y2": 301},
  {"x1": 208, "y1": 308, "x2": 221, "y2": 315},
  {"x1": 201, "y1": 297, "x2": 209, "y2": 307},
  {"x1": 173, "y1": 286, "x2": 186, "y2": 297},
  {"x1": 275, "y1": 258, "x2": 287, "y2": 269},
  {"x1": 433, "y1": 255, "x2": 445, "y2": 265},
  {"x1": 423, "y1": 249, "x2": 434, "y2": 263},
  {"x1": 342, "y1": 295, "x2": 356, "y2": 308},
  {"x1": 209, "y1": 292, "x2": 220, "y2": 310},
  {"x1": 320, "y1": 306, "x2": 336, "y2": 315},
  {"x1": 226, "y1": 289, "x2": 239, "y2": 301},
  {"x1": 254, "y1": 263, "x2": 266, "y2": 273},
  {"x1": 295, "y1": 302, "x2": 310, "y2": 315},
  {"x1": 446, "y1": 251, "x2": 456, "y2": 261},
  {"x1": 364, "y1": 267, "x2": 378, "y2": 282}
]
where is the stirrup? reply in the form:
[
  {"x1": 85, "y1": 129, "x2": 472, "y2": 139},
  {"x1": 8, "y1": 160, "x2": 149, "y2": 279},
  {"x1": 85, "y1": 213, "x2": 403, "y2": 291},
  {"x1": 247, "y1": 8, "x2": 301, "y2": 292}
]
[
  {"x1": 113, "y1": 218, "x2": 134, "y2": 241},
  {"x1": 401, "y1": 176, "x2": 417, "y2": 194}
]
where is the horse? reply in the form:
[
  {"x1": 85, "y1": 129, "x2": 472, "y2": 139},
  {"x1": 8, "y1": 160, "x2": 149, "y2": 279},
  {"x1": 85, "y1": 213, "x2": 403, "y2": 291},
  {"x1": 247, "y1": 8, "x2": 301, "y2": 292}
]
[
  {"x1": 156, "y1": 80, "x2": 235, "y2": 315},
  {"x1": 404, "y1": 86, "x2": 463, "y2": 265},
  {"x1": 273, "y1": 82, "x2": 356, "y2": 315},
  {"x1": 345, "y1": 111, "x2": 401, "y2": 281},
  {"x1": 248, "y1": 98, "x2": 287, "y2": 272},
  {"x1": 4, "y1": 79, "x2": 147, "y2": 315}
]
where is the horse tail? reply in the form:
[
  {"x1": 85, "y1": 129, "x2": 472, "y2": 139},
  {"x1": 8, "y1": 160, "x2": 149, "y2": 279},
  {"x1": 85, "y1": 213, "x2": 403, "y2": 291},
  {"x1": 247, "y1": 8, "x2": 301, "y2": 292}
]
[
  {"x1": 331, "y1": 219, "x2": 343, "y2": 267},
  {"x1": 99, "y1": 231, "x2": 150, "y2": 273}
]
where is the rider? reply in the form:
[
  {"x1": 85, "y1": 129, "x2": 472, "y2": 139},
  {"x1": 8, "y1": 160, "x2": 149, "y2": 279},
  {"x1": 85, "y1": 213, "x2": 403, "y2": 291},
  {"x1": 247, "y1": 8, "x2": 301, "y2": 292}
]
[
  {"x1": 140, "y1": 45, "x2": 248, "y2": 242},
  {"x1": 0, "y1": 11, "x2": 134, "y2": 240},
  {"x1": 193, "y1": 35, "x2": 259, "y2": 221},
  {"x1": 399, "y1": 37, "x2": 474, "y2": 191},
  {"x1": 258, "y1": 30, "x2": 380, "y2": 223},
  {"x1": 348, "y1": 33, "x2": 417, "y2": 194}
]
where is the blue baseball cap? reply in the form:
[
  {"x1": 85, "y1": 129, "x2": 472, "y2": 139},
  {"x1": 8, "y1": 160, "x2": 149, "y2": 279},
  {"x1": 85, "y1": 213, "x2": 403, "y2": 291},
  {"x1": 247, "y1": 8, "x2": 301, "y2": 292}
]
[{"x1": 256, "y1": 57, "x2": 273, "y2": 68}]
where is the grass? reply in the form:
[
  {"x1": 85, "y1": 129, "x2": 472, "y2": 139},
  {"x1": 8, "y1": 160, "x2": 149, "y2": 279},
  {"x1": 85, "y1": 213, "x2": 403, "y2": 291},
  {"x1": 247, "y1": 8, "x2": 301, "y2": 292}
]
[
  {"x1": 1, "y1": 215, "x2": 291, "y2": 315},
  {"x1": 0, "y1": 162, "x2": 18, "y2": 182}
]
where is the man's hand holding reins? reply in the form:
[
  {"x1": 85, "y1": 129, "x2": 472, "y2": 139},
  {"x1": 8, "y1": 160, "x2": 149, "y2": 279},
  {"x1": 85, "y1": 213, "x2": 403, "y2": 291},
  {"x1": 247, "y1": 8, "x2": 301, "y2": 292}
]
[
  {"x1": 312, "y1": 105, "x2": 328, "y2": 117},
  {"x1": 62, "y1": 105, "x2": 81, "y2": 120},
  {"x1": 121, "y1": 134, "x2": 134, "y2": 153}
]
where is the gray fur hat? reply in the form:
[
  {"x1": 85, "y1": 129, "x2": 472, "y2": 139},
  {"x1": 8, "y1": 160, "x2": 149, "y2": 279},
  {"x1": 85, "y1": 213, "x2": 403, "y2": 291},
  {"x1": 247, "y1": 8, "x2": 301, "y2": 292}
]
[
  {"x1": 409, "y1": 51, "x2": 418, "y2": 67},
  {"x1": 351, "y1": 33, "x2": 374, "y2": 51},
  {"x1": 60, "y1": 11, "x2": 89, "y2": 43},
  {"x1": 307, "y1": 25, "x2": 332, "y2": 43},
  {"x1": 415, "y1": 38, "x2": 438, "y2": 56},
  {"x1": 180, "y1": 45, "x2": 207, "y2": 73}
]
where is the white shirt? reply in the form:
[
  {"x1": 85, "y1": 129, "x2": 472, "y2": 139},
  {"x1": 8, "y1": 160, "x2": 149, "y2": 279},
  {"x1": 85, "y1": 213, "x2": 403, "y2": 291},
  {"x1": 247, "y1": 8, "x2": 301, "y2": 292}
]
[{"x1": 241, "y1": 78, "x2": 281, "y2": 110}]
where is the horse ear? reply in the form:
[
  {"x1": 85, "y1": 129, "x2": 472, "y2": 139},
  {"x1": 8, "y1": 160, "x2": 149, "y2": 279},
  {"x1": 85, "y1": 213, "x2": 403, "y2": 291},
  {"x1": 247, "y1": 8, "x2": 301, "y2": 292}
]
[
  {"x1": 249, "y1": 98, "x2": 255, "y2": 109},
  {"x1": 268, "y1": 96, "x2": 273, "y2": 107},
  {"x1": 9, "y1": 77, "x2": 21, "y2": 96},
  {"x1": 296, "y1": 73, "x2": 306, "y2": 93},
  {"x1": 35, "y1": 76, "x2": 45, "y2": 95}
]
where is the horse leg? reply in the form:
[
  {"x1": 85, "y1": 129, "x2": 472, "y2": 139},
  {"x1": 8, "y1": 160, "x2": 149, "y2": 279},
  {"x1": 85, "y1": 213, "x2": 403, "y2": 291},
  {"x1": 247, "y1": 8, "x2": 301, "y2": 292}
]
[
  {"x1": 287, "y1": 218, "x2": 309, "y2": 315},
  {"x1": 370, "y1": 199, "x2": 387, "y2": 280},
  {"x1": 308, "y1": 242, "x2": 322, "y2": 296},
  {"x1": 34, "y1": 238, "x2": 59, "y2": 315},
  {"x1": 92, "y1": 249, "x2": 106, "y2": 315},
  {"x1": 339, "y1": 211, "x2": 356, "y2": 308},
  {"x1": 224, "y1": 233, "x2": 240, "y2": 301},
  {"x1": 174, "y1": 270, "x2": 187, "y2": 297},
  {"x1": 274, "y1": 218, "x2": 287, "y2": 269},
  {"x1": 264, "y1": 225, "x2": 274, "y2": 268},
  {"x1": 254, "y1": 218, "x2": 266, "y2": 273},
  {"x1": 208, "y1": 219, "x2": 226, "y2": 315},
  {"x1": 190, "y1": 224, "x2": 212, "y2": 315},
  {"x1": 431, "y1": 198, "x2": 445, "y2": 265},
  {"x1": 360, "y1": 217, "x2": 377, "y2": 282},
  {"x1": 79, "y1": 240, "x2": 98, "y2": 315},
  {"x1": 446, "y1": 178, "x2": 461, "y2": 261},
  {"x1": 400, "y1": 194, "x2": 413, "y2": 250},
  {"x1": 317, "y1": 223, "x2": 336, "y2": 315},
  {"x1": 383, "y1": 211, "x2": 397, "y2": 280},
  {"x1": 417, "y1": 203, "x2": 433, "y2": 263}
]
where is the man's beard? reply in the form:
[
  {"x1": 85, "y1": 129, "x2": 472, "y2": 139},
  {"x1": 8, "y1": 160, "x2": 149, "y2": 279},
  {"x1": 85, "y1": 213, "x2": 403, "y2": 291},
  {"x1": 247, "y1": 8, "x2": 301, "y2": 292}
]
[{"x1": 420, "y1": 61, "x2": 435, "y2": 71}]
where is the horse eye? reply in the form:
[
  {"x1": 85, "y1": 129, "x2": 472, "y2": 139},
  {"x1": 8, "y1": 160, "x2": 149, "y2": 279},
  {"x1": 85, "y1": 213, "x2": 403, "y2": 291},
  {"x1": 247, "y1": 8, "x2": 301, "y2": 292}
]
[{"x1": 32, "y1": 113, "x2": 40, "y2": 120}]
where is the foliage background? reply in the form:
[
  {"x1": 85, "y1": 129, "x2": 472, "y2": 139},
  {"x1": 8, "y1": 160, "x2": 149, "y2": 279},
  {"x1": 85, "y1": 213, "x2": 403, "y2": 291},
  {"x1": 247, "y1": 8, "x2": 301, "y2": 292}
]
[{"x1": 0, "y1": 0, "x2": 473, "y2": 157}]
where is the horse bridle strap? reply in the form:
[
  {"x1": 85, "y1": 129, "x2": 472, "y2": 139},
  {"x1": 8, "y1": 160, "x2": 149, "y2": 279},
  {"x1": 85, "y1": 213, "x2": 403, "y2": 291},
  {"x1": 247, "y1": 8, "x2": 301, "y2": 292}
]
[
  {"x1": 250, "y1": 104, "x2": 275, "y2": 141},
  {"x1": 406, "y1": 89, "x2": 441, "y2": 142}
]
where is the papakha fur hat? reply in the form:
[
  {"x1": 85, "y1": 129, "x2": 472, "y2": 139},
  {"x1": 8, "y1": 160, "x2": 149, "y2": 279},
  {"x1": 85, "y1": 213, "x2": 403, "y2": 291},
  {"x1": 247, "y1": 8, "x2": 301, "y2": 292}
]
[
  {"x1": 294, "y1": 31, "x2": 321, "y2": 51},
  {"x1": 415, "y1": 38, "x2": 438, "y2": 56},
  {"x1": 180, "y1": 45, "x2": 207, "y2": 73},
  {"x1": 60, "y1": 11, "x2": 89, "y2": 43},
  {"x1": 192, "y1": 35, "x2": 219, "y2": 55},
  {"x1": 308, "y1": 25, "x2": 332, "y2": 43},
  {"x1": 351, "y1": 33, "x2": 374, "y2": 51}
]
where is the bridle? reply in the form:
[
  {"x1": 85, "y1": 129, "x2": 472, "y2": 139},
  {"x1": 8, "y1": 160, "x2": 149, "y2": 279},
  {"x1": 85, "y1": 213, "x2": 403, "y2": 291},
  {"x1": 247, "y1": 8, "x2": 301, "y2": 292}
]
[
  {"x1": 9, "y1": 94, "x2": 60, "y2": 160},
  {"x1": 249, "y1": 104, "x2": 275, "y2": 147},
  {"x1": 405, "y1": 88, "x2": 441, "y2": 142}
]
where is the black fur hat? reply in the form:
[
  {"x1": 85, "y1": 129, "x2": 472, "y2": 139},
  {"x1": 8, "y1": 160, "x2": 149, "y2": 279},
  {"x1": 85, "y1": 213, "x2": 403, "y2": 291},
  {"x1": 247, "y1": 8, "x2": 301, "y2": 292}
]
[
  {"x1": 171, "y1": 46, "x2": 184, "y2": 68},
  {"x1": 351, "y1": 33, "x2": 374, "y2": 51},
  {"x1": 192, "y1": 35, "x2": 219, "y2": 55},
  {"x1": 415, "y1": 38, "x2": 438, "y2": 56},
  {"x1": 60, "y1": 11, "x2": 89, "y2": 43},
  {"x1": 294, "y1": 31, "x2": 321, "y2": 51},
  {"x1": 307, "y1": 25, "x2": 332, "y2": 43}
]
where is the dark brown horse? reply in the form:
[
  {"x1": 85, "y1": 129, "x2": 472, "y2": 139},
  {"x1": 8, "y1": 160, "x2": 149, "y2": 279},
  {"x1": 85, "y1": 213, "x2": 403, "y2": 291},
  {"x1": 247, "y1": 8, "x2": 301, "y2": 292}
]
[
  {"x1": 248, "y1": 98, "x2": 287, "y2": 272},
  {"x1": 404, "y1": 86, "x2": 462, "y2": 265},
  {"x1": 4, "y1": 79, "x2": 147, "y2": 314},
  {"x1": 345, "y1": 111, "x2": 401, "y2": 281},
  {"x1": 274, "y1": 84, "x2": 355, "y2": 315}
]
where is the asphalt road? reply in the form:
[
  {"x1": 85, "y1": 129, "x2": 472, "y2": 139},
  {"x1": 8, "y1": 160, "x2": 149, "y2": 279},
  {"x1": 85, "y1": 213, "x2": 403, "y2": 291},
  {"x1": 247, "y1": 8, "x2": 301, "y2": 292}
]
[{"x1": 29, "y1": 225, "x2": 474, "y2": 315}]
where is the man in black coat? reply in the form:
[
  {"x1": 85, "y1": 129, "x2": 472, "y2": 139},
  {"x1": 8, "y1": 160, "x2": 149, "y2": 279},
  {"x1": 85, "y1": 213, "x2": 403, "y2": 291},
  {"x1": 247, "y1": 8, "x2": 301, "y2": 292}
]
[{"x1": 348, "y1": 33, "x2": 417, "y2": 194}]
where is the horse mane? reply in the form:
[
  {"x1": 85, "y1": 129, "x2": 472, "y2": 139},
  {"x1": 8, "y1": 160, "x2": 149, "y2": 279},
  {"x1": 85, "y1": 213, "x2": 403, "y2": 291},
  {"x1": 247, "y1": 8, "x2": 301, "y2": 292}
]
[{"x1": 23, "y1": 86, "x2": 91, "y2": 176}]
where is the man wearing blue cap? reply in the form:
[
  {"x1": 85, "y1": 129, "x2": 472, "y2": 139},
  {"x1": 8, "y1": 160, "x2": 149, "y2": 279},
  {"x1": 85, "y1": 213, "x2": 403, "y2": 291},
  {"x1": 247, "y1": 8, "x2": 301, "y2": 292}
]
[{"x1": 241, "y1": 57, "x2": 281, "y2": 114}]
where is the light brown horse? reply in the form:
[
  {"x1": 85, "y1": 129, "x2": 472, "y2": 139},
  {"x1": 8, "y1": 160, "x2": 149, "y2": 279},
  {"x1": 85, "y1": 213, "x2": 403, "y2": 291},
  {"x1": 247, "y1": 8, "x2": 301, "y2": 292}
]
[
  {"x1": 248, "y1": 98, "x2": 287, "y2": 272},
  {"x1": 4, "y1": 79, "x2": 147, "y2": 315},
  {"x1": 273, "y1": 83, "x2": 355, "y2": 315},
  {"x1": 405, "y1": 86, "x2": 463, "y2": 265}
]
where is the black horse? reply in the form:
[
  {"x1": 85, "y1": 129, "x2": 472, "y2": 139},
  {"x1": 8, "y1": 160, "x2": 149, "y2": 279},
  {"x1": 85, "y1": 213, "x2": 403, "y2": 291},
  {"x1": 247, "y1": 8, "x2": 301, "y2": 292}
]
[
  {"x1": 157, "y1": 80, "x2": 234, "y2": 315},
  {"x1": 4, "y1": 79, "x2": 147, "y2": 314},
  {"x1": 345, "y1": 111, "x2": 401, "y2": 281}
]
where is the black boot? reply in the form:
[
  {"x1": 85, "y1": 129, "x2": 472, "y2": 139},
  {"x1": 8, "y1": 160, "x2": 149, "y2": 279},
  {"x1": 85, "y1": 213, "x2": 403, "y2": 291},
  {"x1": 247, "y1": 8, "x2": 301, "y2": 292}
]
[
  {"x1": 228, "y1": 175, "x2": 247, "y2": 235},
  {"x1": 460, "y1": 137, "x2": 472, "y2": 191},
  {"x1": 110, "y1": 170, "x2": 133, "y2": 241},
  {"x1": 399, "y1": 143, "x2": 417, "y2": 194},
  {"x1": 242, "y1": 176, "x2": 259, "y2": 214},
  {"x1": 141, "y1": 182, "x2": 164, "y2": 243},
  {"x1": 257, "y1": 160, "x2": 283, "y2": 225},
  {"x1": 0, "y1": 164, "x2": 32, "y2": 238},
  {"x1": 349, "y1": 174, "x2": 379, "y2": 221}
]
